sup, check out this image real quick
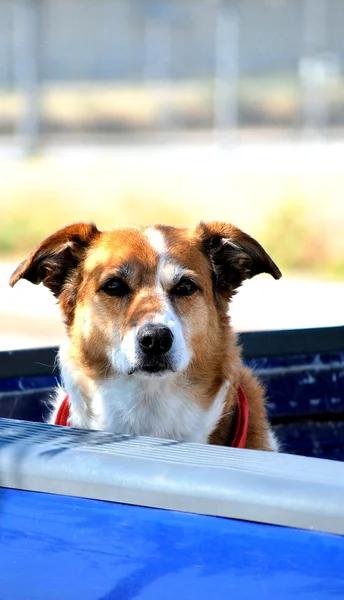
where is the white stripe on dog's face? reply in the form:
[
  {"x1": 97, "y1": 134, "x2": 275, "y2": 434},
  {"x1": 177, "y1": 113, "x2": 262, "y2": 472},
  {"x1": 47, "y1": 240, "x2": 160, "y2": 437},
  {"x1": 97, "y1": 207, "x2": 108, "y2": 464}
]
[
  {"x1": 159, "y1": 260, "x2": 192, "y2": 289},
  {"x1": 146, "y1": 227, "x2": 166, "y2": 254},
  {"x1": 146, "y1": 227, "x2": 193, "y2": 291},
  {"x1": 112, "y1": 228, "x2": 191, "y2": 376},
  {"x1": 112, "y1": 296, "x2": 191, "y2": 376}
]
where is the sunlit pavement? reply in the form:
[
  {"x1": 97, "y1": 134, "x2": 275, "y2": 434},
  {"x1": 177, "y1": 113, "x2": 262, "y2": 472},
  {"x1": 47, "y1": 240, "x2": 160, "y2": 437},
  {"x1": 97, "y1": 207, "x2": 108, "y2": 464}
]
[
  {"x1": 2, "y1": 136, "x2": 344, "y2": 169},
  {"x1": 0, "y1": 261, "x2": 343, "y2": 351}
]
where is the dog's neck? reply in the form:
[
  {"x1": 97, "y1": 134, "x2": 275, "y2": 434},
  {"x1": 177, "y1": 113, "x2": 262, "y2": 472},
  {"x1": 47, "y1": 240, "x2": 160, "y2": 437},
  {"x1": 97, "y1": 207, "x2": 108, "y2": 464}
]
[{"x1": 57, "y1": 343, "x2": 236, "y2": 443}]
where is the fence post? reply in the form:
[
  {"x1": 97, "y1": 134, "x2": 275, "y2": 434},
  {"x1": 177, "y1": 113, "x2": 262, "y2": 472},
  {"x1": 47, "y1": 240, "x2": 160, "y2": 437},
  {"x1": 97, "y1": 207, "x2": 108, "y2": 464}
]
[
  {"x1": 13, "y1": 0, "x2": 40, "y2": 155},
  {"x1": 142, "y1": 2, "x2": 174, "y2": 131},
  {"x1": 300, "y1": 0, "x2": 328, "y2": 136},
  {"x1": 214, "y1": 0, "x2": 239, "y2": 143}
]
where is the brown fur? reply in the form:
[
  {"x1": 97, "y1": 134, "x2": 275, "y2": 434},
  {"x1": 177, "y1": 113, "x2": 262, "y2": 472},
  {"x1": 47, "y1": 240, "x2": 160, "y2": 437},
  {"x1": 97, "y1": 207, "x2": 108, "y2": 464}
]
[{"x1": 10, "y1": 221, "x2": 281, "y2": 450}]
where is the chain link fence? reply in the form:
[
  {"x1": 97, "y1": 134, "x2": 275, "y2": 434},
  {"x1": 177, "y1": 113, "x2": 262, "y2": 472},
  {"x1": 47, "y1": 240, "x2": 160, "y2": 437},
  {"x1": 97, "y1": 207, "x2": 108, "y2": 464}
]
[{"x1": 0, "y1": 0, "x2": 343, "y2": 151}]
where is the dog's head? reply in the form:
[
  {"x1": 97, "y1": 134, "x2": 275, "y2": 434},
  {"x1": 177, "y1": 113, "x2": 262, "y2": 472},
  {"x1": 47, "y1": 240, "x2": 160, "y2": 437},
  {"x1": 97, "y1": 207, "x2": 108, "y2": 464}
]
[{"x1": 10, "y1": 222, "x2": 281, "y2": 379}]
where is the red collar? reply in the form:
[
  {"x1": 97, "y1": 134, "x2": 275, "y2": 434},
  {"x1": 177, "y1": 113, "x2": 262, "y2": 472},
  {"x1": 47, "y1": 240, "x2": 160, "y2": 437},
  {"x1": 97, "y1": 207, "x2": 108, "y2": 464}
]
[
  {"x1": 54, "y1": 394, "x2": 71, "y2": 427},
  {"x1": 230, "y1": 385, "x2": 249, "y2": 449},
  {"x1": 54, "y1": 386, "x2": 249, "y2": 449}
]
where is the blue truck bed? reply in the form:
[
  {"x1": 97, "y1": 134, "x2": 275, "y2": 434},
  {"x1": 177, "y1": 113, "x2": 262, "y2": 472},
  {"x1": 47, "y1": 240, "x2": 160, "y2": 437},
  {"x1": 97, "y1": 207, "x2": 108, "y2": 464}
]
[{"x1": 0, "y1": 326, "x2": 343, "y2": 599}]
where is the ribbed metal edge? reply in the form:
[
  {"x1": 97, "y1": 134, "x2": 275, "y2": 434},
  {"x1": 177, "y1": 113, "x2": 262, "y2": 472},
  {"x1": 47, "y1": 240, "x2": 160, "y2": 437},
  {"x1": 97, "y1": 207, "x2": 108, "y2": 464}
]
[{"x1": 0, "y1": 418, "x2": 343, "y2": 535}]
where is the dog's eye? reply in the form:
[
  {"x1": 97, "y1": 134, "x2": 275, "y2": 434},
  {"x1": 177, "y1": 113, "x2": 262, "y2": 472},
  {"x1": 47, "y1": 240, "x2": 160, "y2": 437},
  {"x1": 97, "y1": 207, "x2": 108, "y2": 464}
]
[
  {"x1": 172, "y1": 277, "x2": 198, "y2": 297},
  {"x1": 101, "y1": 278, "x2": 130, "y2": 297}
]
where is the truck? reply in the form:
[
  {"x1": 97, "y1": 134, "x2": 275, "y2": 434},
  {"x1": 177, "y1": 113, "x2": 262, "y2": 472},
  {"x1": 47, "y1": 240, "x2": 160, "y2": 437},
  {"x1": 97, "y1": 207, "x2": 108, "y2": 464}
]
[{"x1": 0, "y1": 326, "x2": 343, "y2": 599}]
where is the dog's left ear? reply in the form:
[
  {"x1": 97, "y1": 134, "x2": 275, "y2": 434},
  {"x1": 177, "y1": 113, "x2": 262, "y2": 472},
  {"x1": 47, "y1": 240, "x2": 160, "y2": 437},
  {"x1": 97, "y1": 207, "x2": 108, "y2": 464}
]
[
  {"x1": 9, "y1": 222, "x2": 100, "y2": 297},
  {"x1": 197, "y1": 221, "x2": 281, "y2": 293}
]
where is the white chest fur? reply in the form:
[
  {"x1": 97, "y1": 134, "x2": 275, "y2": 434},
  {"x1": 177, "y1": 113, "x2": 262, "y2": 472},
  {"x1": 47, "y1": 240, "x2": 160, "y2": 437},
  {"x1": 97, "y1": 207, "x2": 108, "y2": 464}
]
[{"x1": 57, "y1": 364, "x2": 229, "y2": 443}]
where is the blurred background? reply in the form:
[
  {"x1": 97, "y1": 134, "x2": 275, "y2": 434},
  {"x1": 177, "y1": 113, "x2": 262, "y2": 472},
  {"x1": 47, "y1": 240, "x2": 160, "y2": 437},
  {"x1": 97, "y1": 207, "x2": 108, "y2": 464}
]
[{"x1": 0, "y1": 0, "x2": 343, "y2": 350}]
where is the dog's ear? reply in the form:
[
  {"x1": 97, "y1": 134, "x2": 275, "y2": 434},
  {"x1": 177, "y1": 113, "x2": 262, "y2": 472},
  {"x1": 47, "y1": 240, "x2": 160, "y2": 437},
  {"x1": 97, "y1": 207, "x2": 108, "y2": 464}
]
[
  {"x1": 197, "y1": 221, "x2": 281, "y2": 294},
  {"x1": 9, "y1": 222, "x2": 100, "y2": 297}
]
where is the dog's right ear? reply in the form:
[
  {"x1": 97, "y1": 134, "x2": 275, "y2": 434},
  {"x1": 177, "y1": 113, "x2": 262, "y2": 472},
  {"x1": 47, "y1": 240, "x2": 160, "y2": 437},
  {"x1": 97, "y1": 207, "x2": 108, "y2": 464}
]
[
  {"x1": 9, "y1": 222, "x2": 100, "y2": 297},
  {"x1": 197, "y1": 221, "x2": 281, "y2": 295}
]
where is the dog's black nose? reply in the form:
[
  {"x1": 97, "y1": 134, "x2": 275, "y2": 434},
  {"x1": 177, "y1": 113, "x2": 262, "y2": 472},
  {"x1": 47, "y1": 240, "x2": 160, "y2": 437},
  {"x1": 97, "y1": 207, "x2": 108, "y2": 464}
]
[{"x1": 138, "y1": 325, "x2": 174, "y2": 356}]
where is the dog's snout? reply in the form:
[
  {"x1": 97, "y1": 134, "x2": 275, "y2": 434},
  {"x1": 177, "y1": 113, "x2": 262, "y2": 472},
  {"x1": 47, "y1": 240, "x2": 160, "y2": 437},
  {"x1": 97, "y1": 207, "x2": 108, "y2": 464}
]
[{"x1": 138, "y1": 325, "x2": 174, "y2": 356}]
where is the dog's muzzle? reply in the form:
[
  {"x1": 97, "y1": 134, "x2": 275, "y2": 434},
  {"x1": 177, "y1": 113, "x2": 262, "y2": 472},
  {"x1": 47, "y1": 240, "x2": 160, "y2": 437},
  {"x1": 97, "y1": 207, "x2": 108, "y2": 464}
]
[
  {"x1": 136, "y1": 324, "x2": 174, "y2": 373},
  {"x1": 138, "y1": 324, "x2": 174, "y2": 356}
]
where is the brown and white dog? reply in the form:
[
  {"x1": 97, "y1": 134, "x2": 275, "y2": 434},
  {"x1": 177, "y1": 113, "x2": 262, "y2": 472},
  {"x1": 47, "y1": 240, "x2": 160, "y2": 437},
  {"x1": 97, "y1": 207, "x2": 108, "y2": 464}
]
[{"x1": 10, "y1": 221, "x2": 281, "y2": 450}]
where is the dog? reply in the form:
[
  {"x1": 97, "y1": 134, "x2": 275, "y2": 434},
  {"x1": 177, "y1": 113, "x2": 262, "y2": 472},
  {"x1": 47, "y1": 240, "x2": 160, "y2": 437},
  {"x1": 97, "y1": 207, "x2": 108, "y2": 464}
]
[{"x1": 10, "y1": 221, "x2": 281, "y2": 450}]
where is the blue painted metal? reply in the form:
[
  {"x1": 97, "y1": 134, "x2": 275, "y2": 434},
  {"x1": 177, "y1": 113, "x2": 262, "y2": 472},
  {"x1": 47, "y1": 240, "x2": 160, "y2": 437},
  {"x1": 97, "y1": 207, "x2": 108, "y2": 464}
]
[
  {"x1": 0, "y1": 487, "x2": 343, "y2": 600},
  {"x1": 0, "y1": 374, "x2": 58, "y2": 393},
  {"x1": 274, "y1": 421, "x2": 344, "y2": 460},
  {"x1": 0, "y1": 374, "x2": 58, "y2": 422},
  {"x1": 246, "y1": 352, "x2": 344, "y2": 418}
]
